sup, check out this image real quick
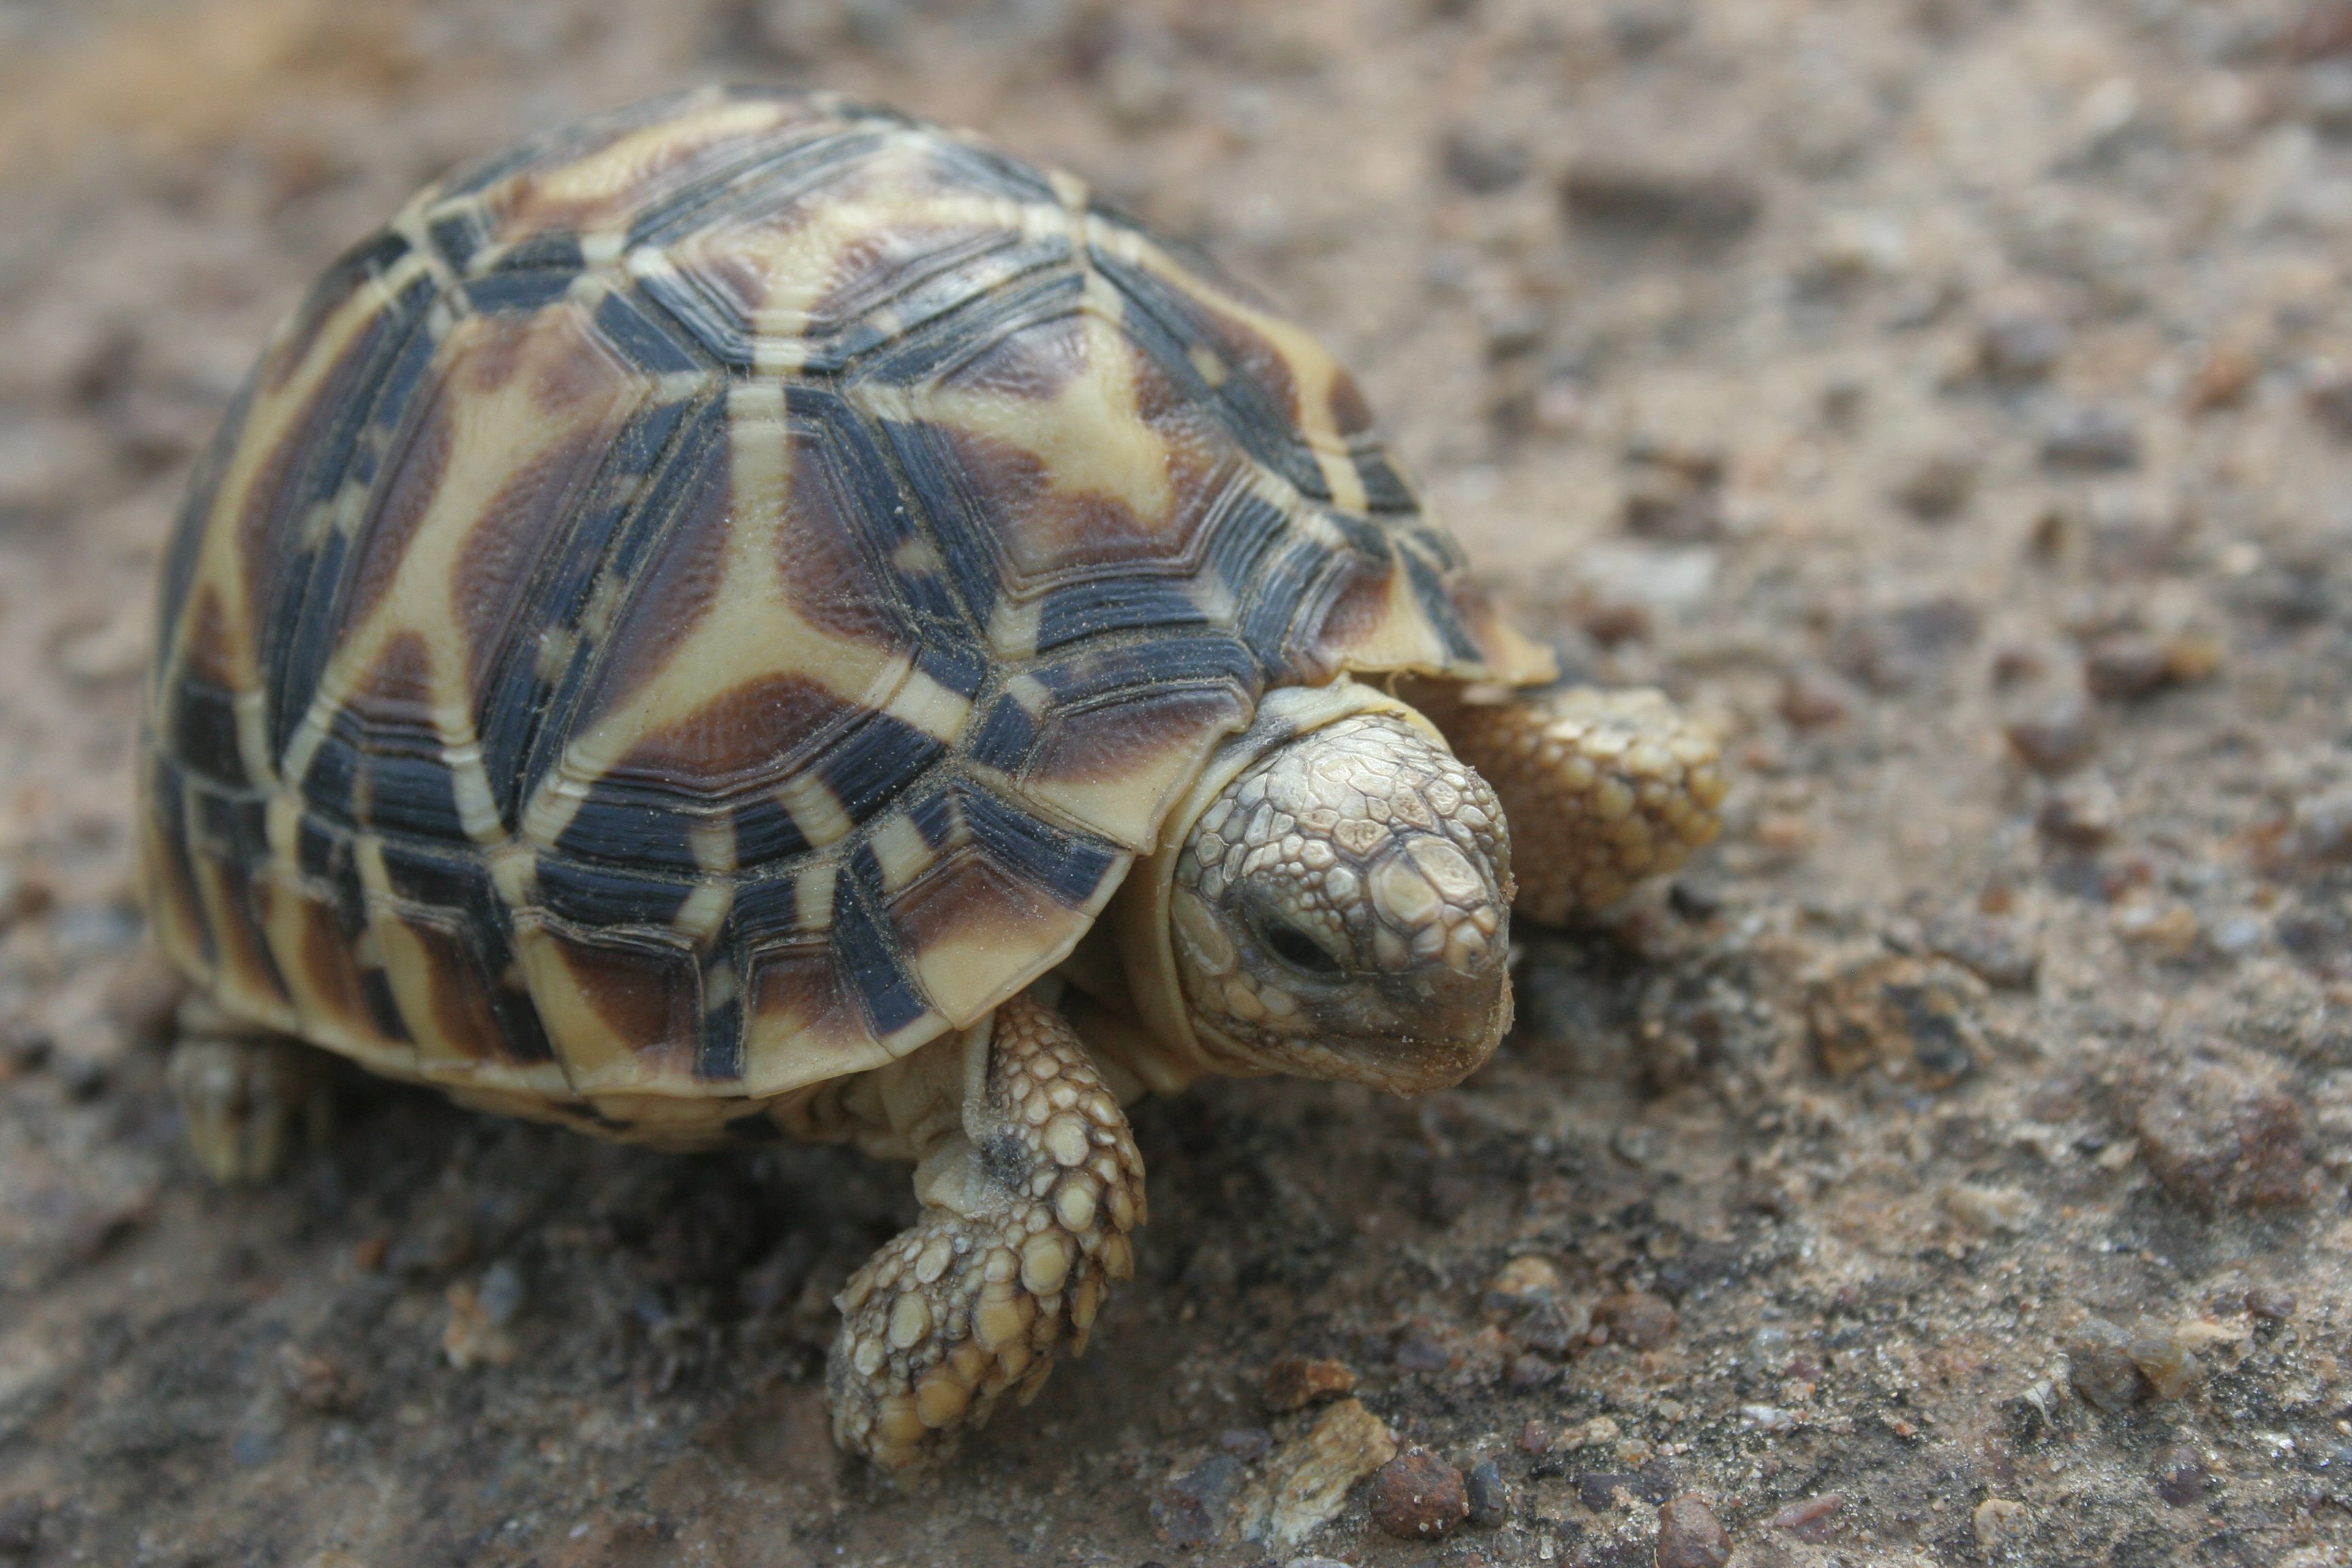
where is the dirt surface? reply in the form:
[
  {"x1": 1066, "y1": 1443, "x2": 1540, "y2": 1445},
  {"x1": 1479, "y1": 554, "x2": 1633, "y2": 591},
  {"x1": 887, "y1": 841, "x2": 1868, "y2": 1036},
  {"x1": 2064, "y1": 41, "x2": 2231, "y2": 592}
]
[{"x1": 5, "y1": 0, "x2": 2352, "y2": 1563}]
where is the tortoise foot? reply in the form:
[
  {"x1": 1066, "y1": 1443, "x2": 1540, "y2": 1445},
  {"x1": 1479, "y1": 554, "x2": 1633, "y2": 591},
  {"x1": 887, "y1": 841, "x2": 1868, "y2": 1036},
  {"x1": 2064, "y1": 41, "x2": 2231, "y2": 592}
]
[
  {"x1": 828, "y1": 993, "x2": 1144, "y2": 1472},
  {"x1": 1429, "y1": 685, "x2": 1728, "y2": 922},
  {"x1": 166, "y1": 1030, "x2": 329, "y2": 1185}
]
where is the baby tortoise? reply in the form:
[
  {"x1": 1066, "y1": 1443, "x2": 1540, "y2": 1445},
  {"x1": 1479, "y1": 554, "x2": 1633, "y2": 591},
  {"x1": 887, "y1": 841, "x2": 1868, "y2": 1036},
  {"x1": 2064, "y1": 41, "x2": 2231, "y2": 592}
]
[{"x1": 138, "y1": 87, "x2": 1725, "y2": 1471}]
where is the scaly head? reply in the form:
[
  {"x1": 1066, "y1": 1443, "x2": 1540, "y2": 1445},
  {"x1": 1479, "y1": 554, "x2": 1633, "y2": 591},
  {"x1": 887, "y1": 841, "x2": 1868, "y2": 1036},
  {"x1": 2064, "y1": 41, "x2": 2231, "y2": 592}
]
[{"x1": 1168, "y1": 713, "x2": 1514, "y2": 1094}]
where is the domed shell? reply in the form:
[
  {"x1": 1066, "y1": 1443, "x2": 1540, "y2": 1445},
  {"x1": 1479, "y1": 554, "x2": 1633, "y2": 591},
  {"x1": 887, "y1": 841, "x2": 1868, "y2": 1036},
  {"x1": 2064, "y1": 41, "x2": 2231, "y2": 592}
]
[{"x1": 139, "y1": 86, "x2": 1554, "y2": 1141}]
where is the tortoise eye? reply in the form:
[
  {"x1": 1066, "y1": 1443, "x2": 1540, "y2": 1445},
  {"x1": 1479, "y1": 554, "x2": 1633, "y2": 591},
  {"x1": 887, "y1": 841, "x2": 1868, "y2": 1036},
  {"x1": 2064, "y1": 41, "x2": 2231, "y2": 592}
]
[{"x1": 1260, "y1": 919, "x2": 1342, "y2": 976}]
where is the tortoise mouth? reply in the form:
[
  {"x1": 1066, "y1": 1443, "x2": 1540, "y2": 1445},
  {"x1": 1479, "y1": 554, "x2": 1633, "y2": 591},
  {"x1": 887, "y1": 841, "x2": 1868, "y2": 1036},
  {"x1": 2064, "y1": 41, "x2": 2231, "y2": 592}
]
[{"x1": 1190, "y1": 962, "x2": 1513, "y2": 1094}]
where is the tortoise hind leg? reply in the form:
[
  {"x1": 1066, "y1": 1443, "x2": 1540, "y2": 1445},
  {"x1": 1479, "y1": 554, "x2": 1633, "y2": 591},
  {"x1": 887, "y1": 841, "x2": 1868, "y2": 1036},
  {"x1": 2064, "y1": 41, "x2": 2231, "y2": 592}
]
[
  {"x1": 828, "y1": 992, "x2": 1145, "y2": 1472},
  {"x1": 167, "y1": 998, "x2": 331, "y2": 1184},
  {"x1": 1424, "y1": 684, "x2": 1729, "y2": 923}
]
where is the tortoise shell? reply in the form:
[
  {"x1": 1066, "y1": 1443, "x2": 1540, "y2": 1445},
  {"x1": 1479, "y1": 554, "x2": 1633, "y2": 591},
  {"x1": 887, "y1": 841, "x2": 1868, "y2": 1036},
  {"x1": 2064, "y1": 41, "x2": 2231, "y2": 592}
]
[{"x1": 139, "y1": 86, "x2": 1555, "y2": 1142}]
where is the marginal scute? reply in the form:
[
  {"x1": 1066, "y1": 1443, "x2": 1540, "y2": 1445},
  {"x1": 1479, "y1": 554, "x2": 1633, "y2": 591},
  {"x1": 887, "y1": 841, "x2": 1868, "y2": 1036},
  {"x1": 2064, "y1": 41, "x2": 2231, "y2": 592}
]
[{"x1": 140, "y1": 86, "x2": 1555, "y2": 1139}]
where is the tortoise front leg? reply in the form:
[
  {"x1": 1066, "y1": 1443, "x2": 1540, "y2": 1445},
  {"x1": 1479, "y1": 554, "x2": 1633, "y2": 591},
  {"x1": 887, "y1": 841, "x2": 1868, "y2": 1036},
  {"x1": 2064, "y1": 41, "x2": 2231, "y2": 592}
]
[
  {"x1": 1426, "y1": 685, "x2": 1729, "y2": 924},
  {"x1": 828, "y1": 991, "x2": 1144, "y2": 1472},
  {"x1": 167, "y1": 997, "x2": 331, "y2": 1184}
]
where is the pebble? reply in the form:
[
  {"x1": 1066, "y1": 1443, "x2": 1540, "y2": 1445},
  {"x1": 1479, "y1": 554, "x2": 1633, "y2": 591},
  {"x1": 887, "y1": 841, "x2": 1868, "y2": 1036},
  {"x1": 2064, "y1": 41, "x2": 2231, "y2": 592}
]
[
  {"x1": 2134, "y1": 1067, "x2": 2316, "y2": 1215},
  {"x1": 2247, "y1": 1285, "x2": 2298, "y2": 1322},
  {"x1": 1767, "y1": 1492, "x2": 1844, "y2": 1542},
  {"x1": 0, "y1": 1496, "x2": 38, "y2": 1556},
  {"x1": 1262, "y1": 1354, "x2": 1355, "y2": 1412},
  {"x1": 1980, "y1": 310, "x2": 2070, "y2": 380},
  {"x1": 2067, "y1": 1316, "x2": 2151, "y2": 1412},
  {"x1": 2004, "y1": 697, "x2": 2097, "y2": 774},
  {"x1": 1369, "y1": 1450, "x2": 1469, "y2": 1539},
  {"x1": 1591, "y1": 1290, "x2": 1678, "y2": 1350},
  {"x1": 1924, "y1": 913, "x2": 2040, "y2": 989},
  {"x1": 2125, "y1": 1320, "x2": 2202, "y2": 1399},
  {"x1": 1250, "y1": 1399, "x2": 1396, "y2": 1549},
  {"x1": 1219, "y1": 1426, "x2": 1273, "y2": 1462},
  {"x1": 443, "y1": 1267, "x2": 522, "y2": 1371},
  {"x1": 1150, "y1": 1453, "x2": 1243, "y2": 1548},
  {"x1": 2084, "y1": 632, "x2": 2221, "y2": 700},
  {"x1": 1778, "y1": 666, "x2": 1856, "y2": 729},
  {"x1": 1654, "y1": 1494, "x2": 1731, "y2": 1568},
  {"x1": 1840, "y1": 598, "x2": 1980, "y2": 692},
  {"x1": 2289, "y1": 786, "x2": 2352, "y2": 861},
  {"x1": 2036, "y1": 776, "x2": 2119, "y2": 850},
  {"x1": 1940, "y1": 1182, "x2": 2036, "y2": 1234},
  {"x1": 1972, "y1": 1497, "x2": 2029, "y2": 1553},
  {"x1": 2152, "y1": 1444, "x2": 2210, "y2": 1505},
  {"x1": 1465, "y1": 1458, "x2": 1509, "y2": 1526},
  {"x1": 1892, "y1": 451, "x2": 1976, "y2": 521},
  {"x1": 1808, "y1": 956, "x2": 1984, "y2": 1085},
  {"x1": 1518, "y1": 1420, "x2": 1552, "y2": 1455},
  {"x1": 2040, "y1": 405, "x2": 2142, "y2": 470},
  {"x1": 1442, "y1": 126, "x2": 1531, "y2": 193},
  {"x1": 1561, "y1": 161, "x2": 1761, "y2": 243}
]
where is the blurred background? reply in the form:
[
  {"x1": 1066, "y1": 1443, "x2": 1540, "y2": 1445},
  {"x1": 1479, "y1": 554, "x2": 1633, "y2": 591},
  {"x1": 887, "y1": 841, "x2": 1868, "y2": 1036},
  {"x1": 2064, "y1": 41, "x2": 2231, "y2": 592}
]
[{"x1": 5, "y1": 1, "x2": 2352, "y2": 1564}]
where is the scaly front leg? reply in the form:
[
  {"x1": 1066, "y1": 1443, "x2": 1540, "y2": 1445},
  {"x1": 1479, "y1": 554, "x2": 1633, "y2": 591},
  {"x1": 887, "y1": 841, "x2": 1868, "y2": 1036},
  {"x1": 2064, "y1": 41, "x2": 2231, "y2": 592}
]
[
  {"x1": 828, "y1": 991, "x2": 1145, "y2": 1472},
  {"x1": 1426, "y1": 685, "x2": 1728, "y2": 923}
]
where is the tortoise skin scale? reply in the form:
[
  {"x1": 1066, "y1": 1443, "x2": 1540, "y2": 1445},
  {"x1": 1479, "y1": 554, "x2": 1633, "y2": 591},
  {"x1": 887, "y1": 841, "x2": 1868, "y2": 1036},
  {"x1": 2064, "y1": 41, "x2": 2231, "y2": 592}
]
[{"x1": 140, "y1": 86, "x2": 1554, "y2": 1145}]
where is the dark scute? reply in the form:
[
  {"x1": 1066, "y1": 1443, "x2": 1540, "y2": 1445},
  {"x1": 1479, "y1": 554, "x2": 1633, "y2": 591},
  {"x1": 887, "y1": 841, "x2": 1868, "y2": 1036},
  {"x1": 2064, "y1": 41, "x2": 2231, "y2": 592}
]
[
  {"x1": 958, "y1": 785, "x2": 1120, "y2": 909},
  {"x1": 966, "y1": 694, "x2": 1039, "y2": 774},
  {"x1": 493, "y1": 395, "x2": 706, "y2": 816},
  {"x1": 729, "y1": 793, "x2": 813, "y2": 870},
  {"x1": 492, "y1": 232, "x2": 586, "y2": 274},
  {"x1": 1401, "y1": 547, "x2": 1487, "y2": 663},
  {"x1": 553, "y1": 779, "x2": 704, "y2": 871},
  {"x1": 1239, "y1": 539, "x2": 1341, "y2": 674},
  {"x1": 835, "y1": 858, "x2": 932, "y2": 1036},
  {"x1": 169, "y1": 679, "x2": 248, "y2": 787},
  {"x1": 917, "y1": 640, "x2": 990, "y2": 700},
  {"x1": 632, "y1": 264, "x2": 760, "y2": 370},
  {"x1": 535, "y1": 855, "x2": 697, "y2": 930},
  {"x1": 191, "y1": 786, "x2": 272, "y2": 870},
  {"x1": 728, "y1": 873, "x2": 800, "y2": 947},
  {"x1": 1204, "y1": 491, "x2": 1293, "y2": 595},
  {"x1": 155, "y1": 373, "x2": 257, "y2": 653},
  {"x1": 813, "y1": 713, "x2": 945, "y2": 828},
  {"x1": 463, "y1": 270, "x2": 576, "y2": 314},
  {"x1": 429, "y1": 211, "x2": 488, "y2": 272},
  {"x1": 1032, "y1": 632, "x2": 1258, "y2": 702},
  {"x1": 594, "y1": 289, "x2": 708, "y2": 377},
  {"x1": 622, "y1": 123, "x2": 892, "y2": 252},
  {"x1": 696, "y1": 977, "x2": 745, "y2": 1082},
  {"x1": 361, "y1": 749, "x2": 470, "y2": 843},
  {"x1": 1354, "y1": 451, "x2": 1418, "y2": 513},
  {"x1": 378, "y1": 838, "x2": 495, "y2": 915},
  {"x1": 1036, "y1": 576, "x2": 1211, "y2": 651}
]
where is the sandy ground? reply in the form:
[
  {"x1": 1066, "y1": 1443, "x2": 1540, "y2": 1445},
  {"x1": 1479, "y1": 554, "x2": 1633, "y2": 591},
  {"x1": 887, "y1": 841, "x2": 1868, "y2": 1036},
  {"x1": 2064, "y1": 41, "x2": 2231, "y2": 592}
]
[{"x1": 4, "y1": 0, "x2": 2352, "y2": 1563}]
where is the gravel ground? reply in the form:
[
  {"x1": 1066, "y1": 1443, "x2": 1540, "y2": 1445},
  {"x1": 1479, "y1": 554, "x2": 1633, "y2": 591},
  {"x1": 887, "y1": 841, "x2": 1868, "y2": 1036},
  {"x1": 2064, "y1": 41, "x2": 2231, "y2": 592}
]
[{"x1": 5, "y1": 0, "x2": 2352, "y2": 1563}]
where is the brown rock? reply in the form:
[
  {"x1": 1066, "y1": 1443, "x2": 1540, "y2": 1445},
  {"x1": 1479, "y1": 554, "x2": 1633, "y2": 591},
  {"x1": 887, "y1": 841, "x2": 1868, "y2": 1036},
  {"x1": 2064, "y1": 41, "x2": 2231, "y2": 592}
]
[
  {"x1": 1593, "y1": 1290, "x2": 1678, "y2": 1350},
  {"x1": 2067, "y1": 1317, "x2": 2150, "y2": 1412},
  {"x1": 2134, "y1": 1066, "x2": 2316, "y2": 1215},
  {"x1": 1767, "y1": 1492, "x2": 1844, "y2": 1542},
  {"x1": 1262, "y1": 1354, "x2": 1356, "y2": 1412},
  {"x1": 1808, "y1": 956, "x2": 1985, "y2": 1086},
  {"x1": 1893, "y1": 451, "x2": 1976, "y2": 521},
  {"x1": 1562, "y1": 162, "x2": 1760, "y2": 243},
  {"x1": 2004, "y1": 698, "x2": 2097, "y2": 774},
  {"x1": 1369, "y1": 1450, "x2": 1469, "y2": 1539},
  {"x1": 2152, "y1": 1445, "x2": 2209, "y2": 1506},
  {"x1": 1654, "y1": 1494, "x2": 1732, "y2": 1568}
]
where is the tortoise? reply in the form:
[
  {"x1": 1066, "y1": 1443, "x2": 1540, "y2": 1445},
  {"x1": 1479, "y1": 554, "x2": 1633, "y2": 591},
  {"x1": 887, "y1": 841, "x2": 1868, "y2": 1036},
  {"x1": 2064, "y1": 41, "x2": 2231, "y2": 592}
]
[{"x1": 138, "y1": 86, "x2": 1726, "y2": 1471}]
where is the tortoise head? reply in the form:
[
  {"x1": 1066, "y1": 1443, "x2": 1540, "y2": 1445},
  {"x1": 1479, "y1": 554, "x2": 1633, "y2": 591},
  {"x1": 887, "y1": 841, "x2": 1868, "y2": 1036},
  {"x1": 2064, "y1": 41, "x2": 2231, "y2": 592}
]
[{"x1": 1166, "y1": 713, "x2": 1514, "y2": 1095}]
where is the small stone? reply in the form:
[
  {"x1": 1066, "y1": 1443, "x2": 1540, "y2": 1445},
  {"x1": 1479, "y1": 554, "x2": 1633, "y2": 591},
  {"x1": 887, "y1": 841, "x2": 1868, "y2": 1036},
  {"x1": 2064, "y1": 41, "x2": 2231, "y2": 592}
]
[
  {"x1": 1518, "y1": 1420, "x2": 1552, "y2": 1455},
  {"x1": 1767, "y1": 1492, "x2": 1844, "y2": 1542},
  {"x1": 1924, "y1": 913, "x2": 2040, "y2": 989},
  {"x1": 2309, "y1": 371, "x2": 2352, "y2": 438},
  {"x1": 1980, "y1": 311, "x2": 2070, "y2": 380},
  {"x1": 2289, "y1": 787, "x2": 2352, "y2": 862},
  {"x1": 1808, "y1": 956, "x2": 1985, "y2": 1085},
  {"x1": 2084, "y1": 632, "x2": 2221, "y2": 700},
  {"x1": 2187, "y1": 343, "x2": 2259, "y2": 412},
  {"x1": 1505, "y1": 1353, "x2": 1560, "y2": 1389},
  {"x1": 1839, "y1": 598, "x2": 1981, "y2": 692},
  {"x1": 1262, "y1": 1354, "x2": 1356, "y2": 1412},
  {"x1": 2135, "y1": 1067, "x2": 2316, "y2": 1215},
  {"x1": 2113, "y1": 900, "x2": 2203, "y2": 960},
  {"x1": 1561, "y1": 161, "x2": 1761, "y2": 244},
  {"x1": 1622, "y1": 470, "x2": 1724, "y2": 542},
  {"x1": 1151, "y1": 1453, "x2": 1243, "y2": 1548},
  {"x1": 1654, "y1": 1494, "x2": 1731, "y2": 1568},
  {"x1": 2127, "y1": 1322, "x2": 2202, "y2": 1400},
  {"x1": 2247, "y1": 1285, "x2": 2297, "y2": 1322},
  {"x1": 1940, "y1": 1183, "x2": 2036, "y2": 1234},
  {"x1": 2067, "y1": 1317, "x2": 2150, "y2": 1412},
  {"x1": 1892, "y1": 451, "x2": 1976, "y2": 521},
  {"x1": 2036, "y1": 776, "x2": 2118, "y2": 851},
  {"x1": 1442, "y1": 126, "x2": 1531, "y2": 193},
  {"x1": 1249, "y1": 1399, "x2": 1397, "y2": 1548},
  {"x1": 2040, "y1": 405, "x2": 2141, "y2": 471},
  {"x1": 1220, "y1": 1426, "x2": 1273, "y2": 1462},
  {"x1": 1592, "y1": 1290, "x2": 1678, "y2": 1350},
  {"x1": 443, "y1": 1275, "x2": 521, "y2": 1370},
  {"x1": 0, "y1": 1496, "x2": 39, "y2": 1556},
  {"x1": 2004, "y1": 698, "x2": 2097, "y2": 774},
  {"x1": 277, "y1": 1344, "x2": 356, "y2": 1414},
  {"x1": 1972, "y1": 1498, "x2": 2029, "y2": 1553},
  {"x1": 2151, "y1": 1444, "x2": 2210, "y2": 1505},
  {"x1": 1369, "y1": 1450, "x2": 1469, "y2": 1539},
  {"x1": 1778, "y1": 666, "x2": 1855, "y2": 729},
  {"x1": 1466, "y1": 1458, "x2": 1509, "y2": 1526}
]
